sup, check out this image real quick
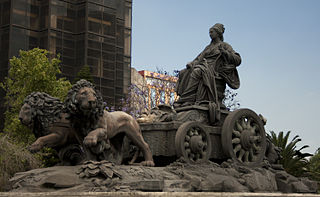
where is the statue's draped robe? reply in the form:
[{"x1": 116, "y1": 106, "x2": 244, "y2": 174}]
[{"x1": 176, "y1": 41, "x2": 241, "y2": 105}]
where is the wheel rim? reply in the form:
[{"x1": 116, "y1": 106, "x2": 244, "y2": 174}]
[
  {"x1": 222, "y1": 109, "x2": 266, "y2": 165},
  {"x1": 175, "y1": 121, "x2": 211, "y2": 163}
]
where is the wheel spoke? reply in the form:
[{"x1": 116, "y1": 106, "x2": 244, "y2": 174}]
[
  {"x1": 232, "y1": 138, "x2": 240, "y2": 144},
  {"x1": 247, "y1": 118, "x2": 252, "y2": 128},
  {"x1": 249, "y1": 148, "x2": 254, "y2": 159},
  {"x1": 244, "y1": 151, "x2": 249, "y2": 162},
  {"x1": 233, "y1": 144, "x2": 241, "y2": 154},
  {"x1": 232, "y1": 130, "x2": 241, "y2": 137},
  {"x1": 251, "y1": 136, "x2": 261, "y2": 143},
  {"x1": 238, "y1": 149, "x2": 245, "y2": 161},
  {"x1": 241, "y1": 118, "x2": 247, "y2": 129},
  {"x1": 250, "y1": 124, "x2": 257, "y2": 134},
  {"x1": 252, "y1": 143, "x2": 260, "y2": 152},
  {"x1": 203, "y1": 142, "x2": 207, "y2": 150},
  {"x1": 185, "y1": 135, "x2": 190, "y2": 142},
  {"x1": 236, "y1": 121, "x2": 243, "y2": 131}
]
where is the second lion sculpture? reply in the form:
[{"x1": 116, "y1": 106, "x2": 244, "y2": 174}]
[
  {"x1": 19, "y1": 92, "x2": 85, "y2": 165},
  {"x1": 64, "y1": 79, "x2": 155, "y2": 167}
]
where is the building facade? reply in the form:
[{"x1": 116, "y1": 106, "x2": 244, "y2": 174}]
[
  {"x1": 132, "y1": 69, "x2": 178, "y2": 110},
  {"x1": 0, "y1": 0, "x2": 132, "y2": 110}
]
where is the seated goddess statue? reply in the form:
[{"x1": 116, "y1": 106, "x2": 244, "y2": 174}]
[{"x1": 175, "y1": 23, "x2": 242, "y2": 109}]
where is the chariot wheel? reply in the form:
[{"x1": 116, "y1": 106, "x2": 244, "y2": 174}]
[
  {"x1": 175, "y1": 121, "x2": 212, "y2": 163},
  {"x1": 221, "y1": 108, "x2": 266, "y2": 166}
]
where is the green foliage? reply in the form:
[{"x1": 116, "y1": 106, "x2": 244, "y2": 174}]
[
  {"x1": 0, "y1": 135, "x2": 41, "y2": 191},
  {"x1": 0, "y1": 48, "x2": 71, "y2": 145},
  {"x1": 307, "y1": 148, "x2": 320, "y2": 192},
  {"x1": 73, "y1": 65, "x2": 93, "y2": 84},
  {"x1": 268, "y1": 131, "x2": 312, "y2": 177},
  {"x1": 0, "y1": 48, "x2": 72, "y2": 190},
  {"x1": 308, "y1": 148, "x2": 320, "y2": 180}
]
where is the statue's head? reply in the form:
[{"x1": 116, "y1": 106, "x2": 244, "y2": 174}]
[
  {"x1": 64, "y1": 79, "x2": 104, "y2": 118},
  {"x1": 210, "y1": 23, "x2": 225, "y2": 41},
  {"x1": 19, "y1": 92, "x2": 64, "y2": 137}
]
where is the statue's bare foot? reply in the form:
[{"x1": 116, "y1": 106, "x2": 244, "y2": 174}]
[{"x1": 140, "y1": 160, "x2": 155, "y2": 167}]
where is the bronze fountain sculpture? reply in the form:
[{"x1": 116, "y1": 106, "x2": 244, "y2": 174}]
[
  {"x1": 12, "y1": 23, "x2": 316, "y2": 193},
  {"x1": 19, "y1": 80, "x2": 154, "y2": 167}
]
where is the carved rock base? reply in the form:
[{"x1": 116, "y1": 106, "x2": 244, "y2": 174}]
[{"x1": 8, "y1": 160, "x2": 317, "y2": 193}]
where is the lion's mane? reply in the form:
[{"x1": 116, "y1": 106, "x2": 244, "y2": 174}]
[
  {"x1": 64, "y1": 79, "x2": 105, "y2": 135},
  {"x1": 23, "y1": 92, "x2": 64, "y2": 138}
]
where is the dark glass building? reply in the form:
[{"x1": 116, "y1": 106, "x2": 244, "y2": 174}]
[{"x1": 0, "y1": 0, "x2": 132, "y2": 127}]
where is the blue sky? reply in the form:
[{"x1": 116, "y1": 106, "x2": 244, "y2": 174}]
[{"x1": 131, "y1": 0, "x2": 320, "y2": 154}]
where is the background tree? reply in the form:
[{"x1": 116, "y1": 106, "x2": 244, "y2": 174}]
[
  {"x1": 223, "y1": 87, "x2": 240, "y2": 111},
  {"x1": 73, "y1": 65, "x2": 94, "y2": 84},
  {"x1": 307, "y1": 148, "x2": 320, "y2": 192},
  {"x1": 150, "y1": 68, "x2": 177, "y2": 107},
  {"x1": 0, "y1": 48, "x2": 71, "y2": 144},
  {"x1": 0, "y1": 135, "x2": 41, "y2": 191},
  {"x1": 117, "y1": 68, "x2": 178, "y2": 118},
  {"x1": 0, "y1": 48, "x2": 72, "y2": 190},
  {"x1": 268, "y1": 130, "x2": 312, "y2": 177}
]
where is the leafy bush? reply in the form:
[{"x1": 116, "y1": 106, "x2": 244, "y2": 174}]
[
  {"x1": 0, "y1": 48, "x2": 72, "y2": 190},
  {"x1": 0, "y1": 48, "x2": 71, "y2": 145},
  {"x1": 268, "y1": 131, "x2": 312, "y2": 177},
  {"x1": 0, "y1": 135, "x2": 41, "y2": 191},
  {"x1": 307, "y1": 148, "x2": 320, "y2": 193}
]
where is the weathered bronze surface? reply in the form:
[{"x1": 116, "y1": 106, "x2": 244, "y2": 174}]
[
  {"x1": 64, "y1": 80, "x2": 154, "y2": 166},
  {"x1": 13, "y1": 24, "x2": 314, "y2": 193},
  {"x1": 19, "y1": 92, "x2": 84, "y2": 165},
  {"x1": 175, "y1": 23, "x2": 241, "y2": 108}
]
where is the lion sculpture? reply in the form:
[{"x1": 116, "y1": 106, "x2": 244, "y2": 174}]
[
  {"x1": 65, "y1": 79, "x2": 155, "y2": 167},
  {"x1": 19, "y1": 92, "x2": 85, "y2": 165}
]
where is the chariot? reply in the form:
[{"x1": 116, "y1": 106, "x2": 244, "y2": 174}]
[{"x1": 139, "y1": 106, "x2": 267, "y2": 167}]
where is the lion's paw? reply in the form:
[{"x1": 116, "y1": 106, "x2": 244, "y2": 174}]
[
  {"x1": 28, "y1": 142, "x2": 43, "y2": 153},
  {"x1": 140, "y1": 160, "x2": 155, "y2": 167},
  {"x1": 84, "y1": 135, "x2": 98, "y2": 147}
]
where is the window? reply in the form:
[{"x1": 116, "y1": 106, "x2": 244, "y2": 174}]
[
  {"x1": 160, "y1": 90, "x2": 165, "y2": 104},
  {"x1": 170, "y1": 92, "x2": 175, "y2": 105},
  {"x1": 88, "y1": 3, "x2": 102, "y2": 34},
  {"x1": 150, "y1": 88, "x2": 156, "y2": 108},
  {"x1": 1, "y1": 1, "x2": 10, "y2": 26}
]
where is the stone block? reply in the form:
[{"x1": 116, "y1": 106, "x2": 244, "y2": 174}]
[
  {"x1": 163, "y1": 180, "x2": 192, "y2": 192},
  {"x1": 243, "y1": 170, "x2": 277, "y2": 192}
]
